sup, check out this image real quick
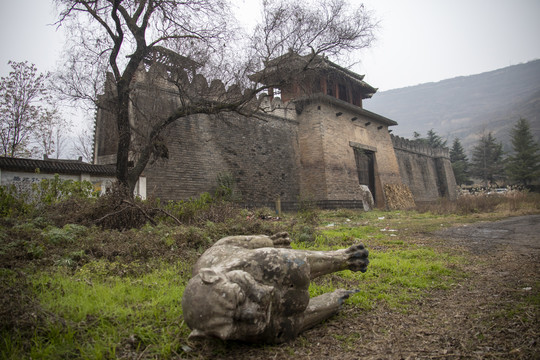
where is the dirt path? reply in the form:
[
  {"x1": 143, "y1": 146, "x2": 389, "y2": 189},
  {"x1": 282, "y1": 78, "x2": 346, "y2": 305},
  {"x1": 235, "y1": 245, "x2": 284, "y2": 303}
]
[
  {"x1": 192, "y1": 216, "x2": 539, "y2": 359},
  {"x1": 436, "y1": 214, "x2": 540, "y2": 256}
]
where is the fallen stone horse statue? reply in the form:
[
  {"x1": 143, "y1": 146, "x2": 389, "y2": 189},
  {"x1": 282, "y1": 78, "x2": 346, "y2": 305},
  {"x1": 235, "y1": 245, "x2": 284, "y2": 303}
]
[{"x1": 182, "y1": 232, "x2": 369, "y2": 343}]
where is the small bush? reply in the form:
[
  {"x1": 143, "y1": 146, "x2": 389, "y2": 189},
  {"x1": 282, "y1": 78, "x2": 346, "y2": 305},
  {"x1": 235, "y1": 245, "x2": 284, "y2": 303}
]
[
  {"x1": 0, "y1": 176, "x2": 98, "y2": 221},
  {"x1": 220, "y1": 214, "x2": 287, "y2": 238},
  {"x1": 298, "y1": 207, "x2": 320, "y2": 225},
  {"x1": 253, "y1": 207, "x2": 276, "y2": 219},
  {"x1": 24, "y1": 242, "x2": 44, "y2": 259},
  {"x1": 84, "y1": 188, "x2": 160, "y2": 230},
  {"x1": 42, "y1": 224, "x2": 89, "y2": 245},
  {"x1": 214, "y1": 172, "x2": 240, "y2": 201},
  {"x1": 0, "y1": 185, "x2": 32, "y2": 217},
  {"x1": 43, "y1": 196, "x2": 96, "y2": 227},
  {"x1": 34, "y1": 175, "x2": 92, "y2": 203},
  {"x1": 161, "y1": 193, "x2": 241, "y2": 225},
  {"x1": 162, "y1": 192, "x2": 213, "y2": 225},
  {"x1": 292, "y1": 223, "x2": 319, "y2": 243},
  {"x1": 43, "y1": 227, "x2": 76, "y2": 245}
]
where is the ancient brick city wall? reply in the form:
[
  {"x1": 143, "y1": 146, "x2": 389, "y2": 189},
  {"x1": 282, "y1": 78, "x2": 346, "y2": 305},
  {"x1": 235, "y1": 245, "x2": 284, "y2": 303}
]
[
  {"x1": 143, "y1": 105, "x2": 301, "y2": 205},
  {"x1": 94, "y1": 66, "x2": 457, "y2": 208},
  {"x1": 391, "y1": 135, "x2": 457, "y2": 202},
  {"x1": 95, "y1": 68, "x2": 302, "y2": 206}
]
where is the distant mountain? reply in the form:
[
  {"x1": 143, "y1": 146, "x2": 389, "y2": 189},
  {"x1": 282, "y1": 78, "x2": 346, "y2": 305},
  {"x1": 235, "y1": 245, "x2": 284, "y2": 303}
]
[{"x1": 364, "y1": 60, "x2": 540, "y2": 154}]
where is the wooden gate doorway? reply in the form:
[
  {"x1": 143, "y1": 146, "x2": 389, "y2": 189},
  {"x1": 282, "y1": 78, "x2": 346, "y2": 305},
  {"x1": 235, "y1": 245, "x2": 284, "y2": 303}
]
[{"x1": 354, "y1": 148, "x2": 376, "y2": 202}]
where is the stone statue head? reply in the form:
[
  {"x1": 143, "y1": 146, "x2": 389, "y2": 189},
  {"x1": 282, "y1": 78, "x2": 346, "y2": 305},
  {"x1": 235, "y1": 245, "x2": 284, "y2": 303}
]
[{"x1": 182, "y1": 268, "x2": 275, "y2": 340}]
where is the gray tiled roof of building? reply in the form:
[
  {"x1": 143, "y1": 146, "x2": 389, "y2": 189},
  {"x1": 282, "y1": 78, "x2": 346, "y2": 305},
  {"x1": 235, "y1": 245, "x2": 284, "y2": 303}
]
[{"x1": 0, "y1": 157, "x2": 116, "y2": 176}]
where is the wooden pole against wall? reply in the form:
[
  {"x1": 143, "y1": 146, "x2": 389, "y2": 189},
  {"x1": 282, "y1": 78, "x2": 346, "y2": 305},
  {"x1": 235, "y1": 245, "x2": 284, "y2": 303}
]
[{"x1": 275, "y1": 194, "x2": 282, "y2": 216}]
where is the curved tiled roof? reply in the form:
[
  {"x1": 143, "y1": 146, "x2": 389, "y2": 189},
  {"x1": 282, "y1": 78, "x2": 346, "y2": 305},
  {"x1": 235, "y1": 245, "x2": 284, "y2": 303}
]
[
  {"x1": 250, "y1": 52, "x2": 378, "y2": 97},
  {"x1": 0, "y1": 157, "x2": 116, "y2": 176}
]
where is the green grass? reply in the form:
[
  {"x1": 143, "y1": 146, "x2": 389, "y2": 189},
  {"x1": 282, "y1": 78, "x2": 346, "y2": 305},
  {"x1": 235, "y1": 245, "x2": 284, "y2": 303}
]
[
  {"x1": 292, "y1": 219, "x2": 465, "y2": 311},
  {"x1": 307, "y1": 247, "x2": 462, "y2": 310},
  {"x1": 4, "y1": 261, "x2": 192, "y2": 359},
  {"x1": 0, "y1": 208, "x2": 510, "y2": 359},
  {"x1": 1, "y1": 186, "x2": 539, "y2": 358}
]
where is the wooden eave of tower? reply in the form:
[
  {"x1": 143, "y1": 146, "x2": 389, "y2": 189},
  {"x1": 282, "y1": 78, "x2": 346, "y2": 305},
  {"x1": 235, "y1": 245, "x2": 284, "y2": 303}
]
[
  {"x1": 317, "y1": 60, "x2": 377, "y2": 99},
  {"x1": 249, "y1": 53, "x2": 378, "y2": 105}
]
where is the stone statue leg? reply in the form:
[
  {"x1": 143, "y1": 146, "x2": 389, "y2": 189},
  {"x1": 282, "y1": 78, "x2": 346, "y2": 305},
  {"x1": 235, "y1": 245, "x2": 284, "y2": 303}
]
[
  {"x1": 298, "y1": 244, "x2": 369, "y2": 279},
  {"x1": 294, "y1": 244, "x2": 368, "y2": 332},
  {"x1": 299, "y1": 289, "x2": 358, "y2": 332}
]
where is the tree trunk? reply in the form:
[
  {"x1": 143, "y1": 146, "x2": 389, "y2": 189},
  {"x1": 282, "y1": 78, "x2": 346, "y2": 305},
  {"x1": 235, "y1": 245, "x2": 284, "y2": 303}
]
[{"x1": 115, "y1": 81, "x2": 133, "y2": 196}]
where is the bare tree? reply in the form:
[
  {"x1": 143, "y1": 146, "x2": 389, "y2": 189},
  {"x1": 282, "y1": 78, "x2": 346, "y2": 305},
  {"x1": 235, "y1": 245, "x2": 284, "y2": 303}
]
[
  {"x1": 0, "y1": 61, "x2": 49, "y2": 157},
  {"x1": 53, "y1": 0, "x2": 377, "y2": 195},
  {"x1": 72, "y1": 125, "x2": 95, "y2": 163},
  {"x1": 32, "y1": 107, "x2": 72, "y2": 159}
]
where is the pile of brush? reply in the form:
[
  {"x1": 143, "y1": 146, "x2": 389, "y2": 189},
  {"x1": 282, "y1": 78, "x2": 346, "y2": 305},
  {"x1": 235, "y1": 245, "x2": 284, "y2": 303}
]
[{"x1": 384, "y1": 184, "x2": 416, "y2": 210}]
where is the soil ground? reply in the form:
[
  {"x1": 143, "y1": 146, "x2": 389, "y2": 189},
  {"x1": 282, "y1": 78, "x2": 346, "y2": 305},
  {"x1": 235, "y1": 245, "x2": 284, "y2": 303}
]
[{"x1": 190, "y1": 215, "x2": 540, "y2": 359}]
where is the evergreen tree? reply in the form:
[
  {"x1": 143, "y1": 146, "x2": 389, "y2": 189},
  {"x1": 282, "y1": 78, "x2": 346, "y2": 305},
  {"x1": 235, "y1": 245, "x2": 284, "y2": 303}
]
[
  {"x1": 505, "y1": 118, "x2": 540, "y2": 185},
  {"x1": 470, "y1": 132, "x2": 504, "y2": 186},
  {"x1": 426, "y1": 129, "x2": 447, "y2": 148},
  {"x1": 449, "y1": 138, "x2": 471, "y2": 185},
  {"x1": 413, "y1": 129, "x2": 447, "y2": 148}
]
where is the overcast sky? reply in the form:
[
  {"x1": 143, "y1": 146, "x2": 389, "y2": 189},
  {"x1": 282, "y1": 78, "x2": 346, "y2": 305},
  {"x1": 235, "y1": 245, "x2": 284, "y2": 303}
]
[{"x1": 1, "y1": 0, "x2": 539, "y2": 92}]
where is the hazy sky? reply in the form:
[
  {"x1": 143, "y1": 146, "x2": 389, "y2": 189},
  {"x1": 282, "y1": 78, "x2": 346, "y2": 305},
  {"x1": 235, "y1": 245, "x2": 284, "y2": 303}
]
[
  {"x1": 358, "y1": 0, "x2": 540, "y2": 90},
  {"x1": 1, "y1": 0, "x2": 539, "y2": 93}
]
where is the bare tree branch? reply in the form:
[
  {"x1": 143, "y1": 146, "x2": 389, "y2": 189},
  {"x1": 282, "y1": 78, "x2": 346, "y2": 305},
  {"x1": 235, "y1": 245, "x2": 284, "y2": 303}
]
[{"x1": 53, "y1": 0, "x2": 377, "y2": 196}]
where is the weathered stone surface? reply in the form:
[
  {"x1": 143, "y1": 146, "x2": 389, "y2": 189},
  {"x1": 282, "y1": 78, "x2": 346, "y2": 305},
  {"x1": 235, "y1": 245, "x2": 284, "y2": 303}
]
[{"x1": 182, "y1": 232, "x2": 369, "y2": 343}]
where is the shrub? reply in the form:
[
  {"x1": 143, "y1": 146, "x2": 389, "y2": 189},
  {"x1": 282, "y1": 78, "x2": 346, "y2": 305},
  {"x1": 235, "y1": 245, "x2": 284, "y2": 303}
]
[
  {"x1": 75, "y1": 186, "x2": 161, "y2": 230},
  {"x1": 292, "y1": 223, "x2": 319, "y2": 243},
  {"x1": 162, "y1": 192, "x2": 213, "y2": 225},
  {"x1": 0, "y1": 185, "x2": 32, "y2": 217},
  {"x1": 32, "y1": 174, "x2": 97, "y2": 205},
  {"x1": 214, "y1": 172, "x2": 240, "y2": 201},
  {"x1": 24, "y1": 242, "x2": 44, "y2": 259},
  {"x1": 0, "y1": 176, "x2": 98, "y2": 220},
  {"x1": 160, "y1": 192, "x2": 242, "y2": 225},
  {"x1": 42, "y1": 224, "x2": 89, "y2": 245},
  {"x1": 43, "y1": 227, "x2": 75, "y2": 245}
]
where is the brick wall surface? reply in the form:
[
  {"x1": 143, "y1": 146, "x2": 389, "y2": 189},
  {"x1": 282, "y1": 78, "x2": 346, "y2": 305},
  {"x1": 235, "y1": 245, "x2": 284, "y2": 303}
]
[
  {"x1": 435, "y1": 157, "x2": 458, "y2": 200},
  {"x1": 392, "y1": 135, "x2": 458, "y2": 202},
  {"x1": 297, "y1": 98, "x2": 402, "y2": 207},
  {"x1": 297, "y1": 104, "x2": 328, "y2": 200},
  {"x1": 394, "y1": 149, "x2": 441, "y2": 202},
  {"x1": 145, "y1": 112, "x2": 301, "y2": 204}
]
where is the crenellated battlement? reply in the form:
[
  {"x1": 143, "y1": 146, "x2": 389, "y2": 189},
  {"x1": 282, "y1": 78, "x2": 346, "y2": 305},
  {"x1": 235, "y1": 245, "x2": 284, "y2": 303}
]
[
  {"x1": 123, "y1": 61, "x2": 298, "y2": 122},
  {"x1": 391, "y1": 134, "x2": 450, "y2": 159},
  {"x1": 132, "y1": 63, "x2": 253, "y2": 105}
]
